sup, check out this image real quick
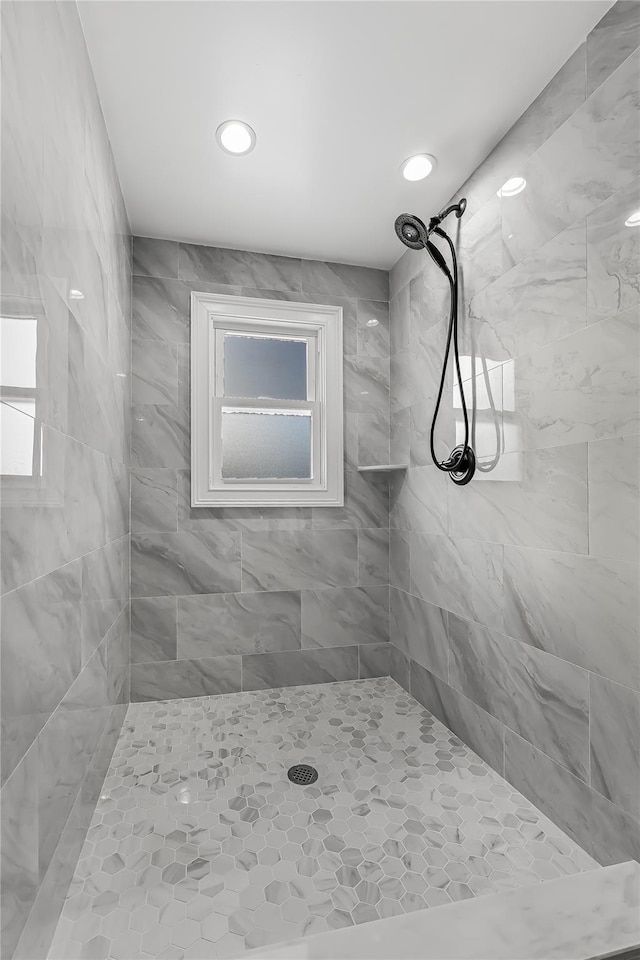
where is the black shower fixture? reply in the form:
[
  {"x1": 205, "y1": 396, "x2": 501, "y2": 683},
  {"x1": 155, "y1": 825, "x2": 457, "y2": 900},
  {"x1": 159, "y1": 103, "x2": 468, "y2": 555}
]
[{"x1": 394, "y1": 198, "x2": 475, "y2": 485}]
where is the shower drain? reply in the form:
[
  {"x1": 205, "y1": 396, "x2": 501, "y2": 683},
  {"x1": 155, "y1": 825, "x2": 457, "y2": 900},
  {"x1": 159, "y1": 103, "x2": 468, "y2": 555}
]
[{"x1": 287, "y1": 764, "x2": 318, "y2": 785}]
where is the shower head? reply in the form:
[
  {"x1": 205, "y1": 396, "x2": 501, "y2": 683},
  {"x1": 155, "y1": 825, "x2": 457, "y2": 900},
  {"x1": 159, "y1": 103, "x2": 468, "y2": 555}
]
[
  {"x1": 395, "y1": 199, "x2": 468, "y2": 250},
  {"x1": 395, "y1": 213, "x2": 429, "y2": 250}
]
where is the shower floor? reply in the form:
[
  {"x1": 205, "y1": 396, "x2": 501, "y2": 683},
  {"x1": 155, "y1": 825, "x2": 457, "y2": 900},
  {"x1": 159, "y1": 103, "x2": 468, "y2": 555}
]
[{"x1": 48, "y1": 677, "x2": 597, "y2": 960}]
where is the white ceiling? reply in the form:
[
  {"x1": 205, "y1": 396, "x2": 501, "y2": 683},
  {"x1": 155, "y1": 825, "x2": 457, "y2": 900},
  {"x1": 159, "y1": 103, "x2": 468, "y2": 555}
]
[{"x1": 79, "y1": 1, "x2": 612, "y2": 269}]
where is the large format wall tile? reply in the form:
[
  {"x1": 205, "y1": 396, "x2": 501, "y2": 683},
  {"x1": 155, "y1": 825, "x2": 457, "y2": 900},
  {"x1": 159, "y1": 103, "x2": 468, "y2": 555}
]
[
  {"x1": 359, "y1": 643, "x2": 391, "y2": 679},
  {"x1": 132, "y1": 276, "x2": 190, "y2": 342},
  {"x1": 586, "y1": 0, "x2": 640, "y2": 96},
  {"x1": 300, "y1": 259, "x2": 388, "y2": 301},
  {"x1": 410, "y1": 533, "x2": 504, "y2": 631},
  {"x1": 131, "y1": 597, "x2": 177, "y2": 663},
  {"x1": 389, "y1": 588, "x2": 448, "y2": 682},
  {"x1": 130, "y1": 403, "x2": 189, "y2": 469},
  {"x1": 589, "y1": 674, "x2": 640, "y2": 821},
  {"x1": 241, "y1": 530, "x2": 358, "y2": 592},
  {"x1": 448, "y1": 614, "x2": 590, "y2": 779},
  {"x1": 131, "y1": 468, "x2": 179, "y2": 533},
  {"x1": 503, "y1": 545, "x2": 640, "y2": 691},
  {"x1": 301, "y1": 586, "x2": 388, "y2": 648},
  {"x1": 587, "y1": 177, "x2": 640, "y2": 323},
  {"x1": 0, "y1": 745, "x2": 38, "y2": 959},
  {"x1": 179, "y1": 244, "x2": 302, "y2": 291},
  {"x1": 132, "y1": 236, "x2": 179, "y2": 279},
  {"x1": 588, "y1": 434, "x2": 640, "y2": 562},
  {"x1": 242, "y1": 647, "x2": 359, "y2": 691},
  {"x1": 502, "y1": 47, "x2": 640, "y2": 266},
  {"x1": 514, "y1": 306, "x2": 639, "y2": 449},
  {"x1": 468, "y1": 220, "x2": 587, "y2": 362},
  {"x1": 1, "y1": 562, "x2": 82, "y2": 785},
  {"x1": 131, "y1": 339, "x2": 178, "y2": 405},
  {"x1": 130, "y1": 656, "x2": 241, "y2": 702},
  {"x1": 410, "y1": 660, "x2": 505, "y2": 774},
  {"x1": 447, "y1": 444, "x2": 589, "y2": 553},
  {"x1": 131, "y1": 530, "x2": 241, "y2": 597},
  {"x1": 504, "y1": 730, "x2": 640, "y2": 866},
  {"x1": 177, "y1": 591, "x2": 301, "y2": 658},
  {"x1": 390, "y1": 464, "x2": 448, "y2": 536}
]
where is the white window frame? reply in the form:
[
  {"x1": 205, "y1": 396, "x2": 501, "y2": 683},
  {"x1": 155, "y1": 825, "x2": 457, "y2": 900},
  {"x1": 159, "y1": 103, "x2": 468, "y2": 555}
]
[{"x1": 191, "y1": 292, "x2": 343, "y2": 507}]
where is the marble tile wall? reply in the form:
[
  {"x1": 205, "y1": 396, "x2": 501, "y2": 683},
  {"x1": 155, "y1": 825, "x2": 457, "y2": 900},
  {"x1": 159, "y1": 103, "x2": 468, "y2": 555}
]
[
  {"x1": 130, "y1": 239, "x2": 390, "y2": 701},
  {"x1": 388, "y1": 0, "x2": 640, "y2": 868},
  {"x1": 0, "y1": 3, "x2": 131, "y2": 958}
]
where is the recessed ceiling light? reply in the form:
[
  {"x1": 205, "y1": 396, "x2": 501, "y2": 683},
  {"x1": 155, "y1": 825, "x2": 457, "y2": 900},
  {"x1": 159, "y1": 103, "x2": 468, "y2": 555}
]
[
  {"x1": 366, "y1": 318, "x2": 379, "y2": 327},
  {"x1": 69, "y1": 288, "x2": 85, "y2": 300},
  {"x1": 401, "y1": 154, "x2": 436, "y2": 182},
  {"x1": 625, "y1": 209, "x2": 640, "y2": 227},
  {"x1": 497, "y1": 176, "x2": 526, "y2": 198},
  {"x1": 216, "y1": 120, "x2": 256, "y2": 156}
]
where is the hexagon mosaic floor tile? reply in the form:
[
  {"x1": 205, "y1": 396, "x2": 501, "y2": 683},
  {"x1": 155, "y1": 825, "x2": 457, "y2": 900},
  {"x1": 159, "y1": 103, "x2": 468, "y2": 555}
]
[{"x1": 48, "y1": 677, "x2": 597, "y2": 960}]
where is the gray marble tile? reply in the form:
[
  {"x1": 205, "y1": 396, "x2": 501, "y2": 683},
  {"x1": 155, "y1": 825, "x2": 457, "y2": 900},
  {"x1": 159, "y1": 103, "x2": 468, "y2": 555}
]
[
  {"x1": 448, "y1": 444, "x2": 589, "y2": 554},
  {"x1": 132, "y1": 276, "x2": 190, "y2": 342},
  {"x1": 357, "y1": 409, "x2": 390, "y2": 468},
  {"x1": 449, "y1": 614, "x2": 590, "y2": 779},
  {"x1": 389, "y1": 644, "x2": 411, "y2": 692},
  {"x1": 242, "y1": 529, "x2": 358, "y2": 592},
  {"x1": 458, "y1": 196, "x2": 506, "y2": 302},
  {"x1": 410, "y1": 396, "x2": 455, "y2": 466},
  {"x1": 131, "y1": 529, "x2": 241, "y2": 597},
  {"x1": 503, "y1": 545, "x2": 640, "y2": 691},
  {"x1": 344, "y1": 356, "x2": 390, "y2": 416},
  {"x1": 81, "y1": 536, "x2": 128, "y2": 663},
  {"x1": 301, "y1": 586, "x2": 389, "y2": 648},
  {"x1": 131, "y1": 402, "x2": 189, "y2": 469},
  {"x1": 179, "y1": 243, "x2": 302, "y2": 291},
  {"x1": 242, "y1": 647, "x2": 359, "y2": 691},
  {"x1": 410, "y1": 532, "x2": 504, "y2": 632},
  {"x1": 358, "y1": 643, "x2": 391, "y2": 679},
  {"x1": 502, "y1": 48, "x2": 640, "y2": 266},
  {"x1": 514, "y1": 306, "x2": 639, "y2": 449},
  {"x1": 389, "y1": 283, "x2": 410, "y2": 356},
  {"x1": 468, "y1": 220, "x2": 587, "y2": 363},
  {"x1": 130, "y1": 656, "x2": 242, "y2": 702},
  {"x1": 587, "y1": 177, "x2": 640, "y2": 324},
  {"x1": 390, "y1": 246, "x2": 427, "y2": 301},
  {"x1": 1, "y1": 562, "x2": 82, "y2": 785},
  {"x1": 105, "y1": 607, "x2": 130, "y2": 706},
  {"x1": 410, "y1": 661, "x2": 505, "y2": 774},
  {"x1": 177, "y1": 590, "x2": 301, "y2": 659},
  {"x1": 131, "y1": 468, "x2": 179, "y2": 533},
  {"x1": 177, "y1": 470, "x2": 312, "y2": 533},
  {"x1": 390, "y1": 464, "x2": 448, "y2": 536},
  {"x1": 390, "y1": 407, "x2": 410, "y2": 466},
  {"x1": 587, "y1": 0, "x2": 640, "y2": 96},
  {"x1": 357, "y1": 300, "x2": 389, "y2": 358},
  {"x1": 589, "y1": 674, "x2": 640, "y2": 821},
  {"x1": 389, "y1": 588, "x2": 449, "y2": 682},
  {"x1": 409, "y1": 264, "x2": 449, "y2": 338},
  {"x1": 389, "y1": 529, "x2": 410, "y2": 591},
  {"x1": 311, "y1": 470, "x2": 389, "y2": 531},
  {"x1": 132, "y1": 237, "x2": 179, "y2": 279},
  {"x1": 131, "y1": 339, "x2": 178, "y2": 405},
  {"x1": 38, "y1": 654, "x2": 110, "y2": 882},
  {"x1": 0, "y1": 743, "x2": 39, "y2": 959},
  {"x1": 131, "y1": 596, "x2": 177, "y2": 663},
  {"x1": 589, "y1": 434, "x2": 640, "y2": 562},
  {"x1": 301, "y1": 260, "x2": 388, "y2": 301},
  {"x1": 358, "y1": 528, "x2": 389, "y2": 585},
  {"x1": 504, "y1": 729, "x2": 640, "y2": 866}
]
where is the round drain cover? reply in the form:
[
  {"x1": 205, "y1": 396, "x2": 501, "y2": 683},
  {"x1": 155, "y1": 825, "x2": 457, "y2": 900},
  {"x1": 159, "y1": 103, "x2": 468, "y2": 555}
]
[{"x1": 287, "y1": 764, "x2": 318, "y2": 785}]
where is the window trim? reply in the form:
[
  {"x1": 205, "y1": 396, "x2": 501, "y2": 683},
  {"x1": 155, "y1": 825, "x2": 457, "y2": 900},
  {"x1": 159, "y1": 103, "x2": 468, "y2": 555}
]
[{"x1": 191, "y1": 292, "x2": 344, "y2": 507}]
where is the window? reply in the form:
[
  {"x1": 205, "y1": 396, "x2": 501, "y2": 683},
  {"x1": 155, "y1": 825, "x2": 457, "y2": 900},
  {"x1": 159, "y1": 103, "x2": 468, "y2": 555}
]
[{"x1": 191, "y1": 292, "x2": 343, "y2": 507}]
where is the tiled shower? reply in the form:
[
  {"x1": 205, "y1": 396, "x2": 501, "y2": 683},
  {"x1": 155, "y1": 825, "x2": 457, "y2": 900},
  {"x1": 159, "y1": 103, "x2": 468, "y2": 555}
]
[{"x1": 1, "y1": 1, "x2": 638, "y2": 959}]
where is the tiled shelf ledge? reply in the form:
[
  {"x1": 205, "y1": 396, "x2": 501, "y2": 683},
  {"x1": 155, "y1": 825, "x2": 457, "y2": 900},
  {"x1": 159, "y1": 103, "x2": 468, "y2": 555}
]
[{"x1": 356, "y1": 463, "x2": 408, "y2": 472}]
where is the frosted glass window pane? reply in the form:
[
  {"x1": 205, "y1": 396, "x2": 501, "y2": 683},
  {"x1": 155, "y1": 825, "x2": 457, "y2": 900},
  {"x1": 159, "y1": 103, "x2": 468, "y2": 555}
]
[
  {"x1": 223, "y1": 335, "x2": 307, "y2": 400},
  {"x1": 221, "y1": 409, "x2": 311, "y2": 479}
]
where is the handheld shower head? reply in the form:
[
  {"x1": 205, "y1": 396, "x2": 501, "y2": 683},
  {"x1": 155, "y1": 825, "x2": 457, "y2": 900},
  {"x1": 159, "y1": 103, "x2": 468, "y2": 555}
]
[{"x1": 394, "y1": 213, "x2": 429, "y2": 250}]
